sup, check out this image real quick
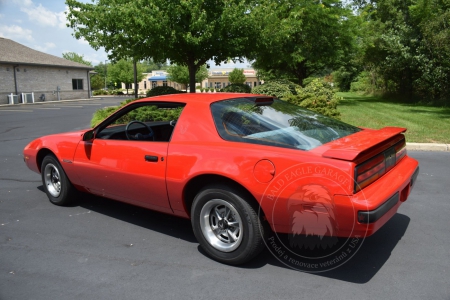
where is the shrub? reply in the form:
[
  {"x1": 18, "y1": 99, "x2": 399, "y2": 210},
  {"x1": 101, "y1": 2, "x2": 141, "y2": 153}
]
[
  {"x1": 93, "y1": 89, "x2": 109, "y2": 96},
  {"x1": 283, "y1": 78, "x2": 341, "y2": 119},
  {"x1": 267, "y1": 79, "x2": 299, "y2": 95},
  {"x1": 220, "y1": 83, "x2": 251, "y2": 93},
  {"x1": 91, "y1": 106, "x2": 119, "y2": 127},
  {"x1": 146, "y1": 86, "x2": 185, "y2": 97},
  {"x1": 200, "y1": 88, "x2": 204, "y2": 93},
  {"x1": 252, "y1": 81, "x2": 293, "y2": 98}
]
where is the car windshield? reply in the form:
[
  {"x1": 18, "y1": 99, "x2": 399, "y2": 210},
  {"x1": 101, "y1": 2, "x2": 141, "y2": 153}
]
[{"x1": 211, "y1": 97, "x2": 360, "y2": 150}]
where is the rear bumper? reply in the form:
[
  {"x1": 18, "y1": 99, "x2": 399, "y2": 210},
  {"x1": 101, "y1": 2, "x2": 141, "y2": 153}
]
[
  {"x1": 358, "y1": 166, "x2": 419, "y2": 224},
  {"x1": 335, "y1": 156, "x2": 419, "y2": 237}
]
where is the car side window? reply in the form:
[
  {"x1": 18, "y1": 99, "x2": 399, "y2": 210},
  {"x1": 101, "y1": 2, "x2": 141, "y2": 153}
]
[{"x1": 96, "y1": 102, "x2": 185, "y2": 142}]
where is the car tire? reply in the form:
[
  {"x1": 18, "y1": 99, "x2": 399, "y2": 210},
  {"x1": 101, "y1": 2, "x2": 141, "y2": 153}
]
[
  {"x1": 41, "y1": 155, "x2": 76, "y2": 206},
  {"x1": 191, "y1": 184, "x2": 265, "y2": 265}
]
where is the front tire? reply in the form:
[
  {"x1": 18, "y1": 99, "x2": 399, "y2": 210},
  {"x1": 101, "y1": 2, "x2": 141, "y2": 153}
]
[
  {"x1": 41, "y1": 155, "x2": 76, "y2": 206},
  {"x1": 191, "y1": 185, "x2": 265, "y2": 265}
]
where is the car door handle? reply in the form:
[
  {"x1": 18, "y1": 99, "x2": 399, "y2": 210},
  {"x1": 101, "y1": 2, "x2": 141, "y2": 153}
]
[{"x1": 145, "y1": 155, "x2": 158, "y2": 162}]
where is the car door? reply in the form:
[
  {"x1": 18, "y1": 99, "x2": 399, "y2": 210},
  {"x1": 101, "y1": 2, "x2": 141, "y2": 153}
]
[
  {"x1": 74, "y1": 139, "x2": 171, "y2": 212},
  {"x1": 71, "y1": 101, "x2": 184, "y2": 213}
]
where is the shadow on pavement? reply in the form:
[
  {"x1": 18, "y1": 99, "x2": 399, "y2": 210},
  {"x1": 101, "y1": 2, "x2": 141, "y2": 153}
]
[{"x1": 37, "y1": 185, "x2": 409, "y2": 283}]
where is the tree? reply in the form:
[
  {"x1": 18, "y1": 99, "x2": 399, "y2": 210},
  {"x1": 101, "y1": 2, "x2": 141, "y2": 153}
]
[
  {"x1": 350, "y1": 0, "x2": 450, "y2": 104},
  {"x1": 107, "y1": 59, "x2": 146, "y2": 94},
  {"x1": 249, "y1": 0, "x2": 355, "y2": 85},
  {"x1": 62, "y1": 52, "x2": 92, "y2": 66},
  {"x1": 167, "y1": 65, "x2": 209, "y2": 91},
  {"x1": 142, "y1": 59, "x2": 168, "y2": 72},
  {"x1": 66, "y1": 0, "x2": 258, "y2": 93},
  {"x1": 228, "y1": 68, "x2": 246, "y2": 84},
  {"x1": 90, "y1": 74, "x2": 104, "y2": 90}
]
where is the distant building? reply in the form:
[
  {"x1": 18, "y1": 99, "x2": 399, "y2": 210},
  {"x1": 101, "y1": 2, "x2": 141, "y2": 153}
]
[
  {"x1": 0, "y1": 37, "x2": 94, "y2": 105},
  {"x1": 202, "y1": 68, "x2": 261, "y2": 89},
  {"x1": 124, "y1": 68, "x2": 261, "y2": 93}
]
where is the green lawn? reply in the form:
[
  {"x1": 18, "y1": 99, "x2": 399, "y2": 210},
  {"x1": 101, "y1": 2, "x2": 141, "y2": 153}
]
[{"x1": 337, "y1": 92, "x2": 450, "y2": 143}]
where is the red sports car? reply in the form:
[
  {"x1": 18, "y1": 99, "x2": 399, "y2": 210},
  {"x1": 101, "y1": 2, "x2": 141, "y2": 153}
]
[{"x1": 23, "y1": 93, "x2": 419, "y2": 265}]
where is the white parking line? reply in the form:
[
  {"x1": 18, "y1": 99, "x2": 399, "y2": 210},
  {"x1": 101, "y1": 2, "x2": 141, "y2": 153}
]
[
  {"x1": 35, "y1": 107, "x2": 61, "y2": 110},
  {"x1": 0, "y1": 110, "x2": 33, "y2": 112}
]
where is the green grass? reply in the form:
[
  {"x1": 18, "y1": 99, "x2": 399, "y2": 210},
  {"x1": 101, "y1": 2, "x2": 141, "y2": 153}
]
[{"x1": 337, "y1": 92, "x2": 450, "y2": 143}]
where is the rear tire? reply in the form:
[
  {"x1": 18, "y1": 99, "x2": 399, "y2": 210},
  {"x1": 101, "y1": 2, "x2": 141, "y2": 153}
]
[
  {"x1": 41, "y1": 155, "x2": 76, "y2": 206},
  {"x1": 191, "y1": 184, "x2": 265, "y2": 265}
]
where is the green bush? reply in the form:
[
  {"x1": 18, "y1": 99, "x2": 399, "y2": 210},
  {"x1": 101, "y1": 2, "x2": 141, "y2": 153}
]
[
  {"x1": 252, "y1": 81, "x2": 294, "y2": 98},
  {"x1": 283, "y1": 78, "x2": 341, "y2": 119},
  {"x1": 91, "y1": 106, "x2": 119, "y2": 127},
  {"x1": 115, "y1": 106, "x2": 183, "y2": 124},
  {"x1": 267, "y1": 79, "x2": 299, "y2": 95},
  {"x1": 93, "y1": 89, "x2": 109, "y2": 96},
  {"x1": 146, "y1": 86, "x2": 185, "y2": 97},
  {"x1": 220, "y1": 83, "x2": 251, "y2": 93}
]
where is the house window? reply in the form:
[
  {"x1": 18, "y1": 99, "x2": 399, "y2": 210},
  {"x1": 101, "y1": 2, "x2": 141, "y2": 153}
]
[
  {"x1": 72, "y1": 79, "x2": 83, "y2": 90},
  {"x1": 163, "y1": 81, "x2": 167, "y2": 86},
  {"x1": 144, "y1": 81, "x2": 147, "y2": 89},
  {"x1": 152, "y1": 81, "x2": 157, "y2": 88}
]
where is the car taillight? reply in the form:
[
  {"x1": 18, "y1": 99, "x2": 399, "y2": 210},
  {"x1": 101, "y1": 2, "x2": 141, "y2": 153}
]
[
  {"x1": 395, "y1": 141, "x2": 407, "y2": 162},
  {"x1": 354, "y1": 139, "x2": 406, "y2": 192},
  {"x1": 355, "y1": 153, "x2": 386, "y2": 192}
]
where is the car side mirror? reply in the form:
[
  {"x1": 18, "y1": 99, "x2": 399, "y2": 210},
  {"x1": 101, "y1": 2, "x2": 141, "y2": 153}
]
[{"x1": 83, "y1": 130, "x2": 95, "y2": 141}]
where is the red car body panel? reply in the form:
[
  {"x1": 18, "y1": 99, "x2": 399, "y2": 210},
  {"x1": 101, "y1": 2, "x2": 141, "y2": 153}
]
[{"x1": 23, "y1": 93, "x2": 419, "y2": 239}]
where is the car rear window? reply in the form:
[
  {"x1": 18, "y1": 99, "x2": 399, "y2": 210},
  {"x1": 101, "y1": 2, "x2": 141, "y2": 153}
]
[{"x1": 211, "y1": 97, "x2": 360, "y2": 150}]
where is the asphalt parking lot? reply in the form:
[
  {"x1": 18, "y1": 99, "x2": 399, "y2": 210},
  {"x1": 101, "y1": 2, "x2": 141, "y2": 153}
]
[{"x1": 0, "y1": 97, "x2": 449, "y2": 300}]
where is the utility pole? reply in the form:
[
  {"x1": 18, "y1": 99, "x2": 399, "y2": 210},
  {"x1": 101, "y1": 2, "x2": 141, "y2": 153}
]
[{"x1": 104, "y1": 60, "x2": 108, "y2": 90}]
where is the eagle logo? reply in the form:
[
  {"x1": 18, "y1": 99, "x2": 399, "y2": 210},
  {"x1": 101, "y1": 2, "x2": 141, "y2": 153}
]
[{"x1": 287, "y1": 184, "x2": 339, "y2": 250}]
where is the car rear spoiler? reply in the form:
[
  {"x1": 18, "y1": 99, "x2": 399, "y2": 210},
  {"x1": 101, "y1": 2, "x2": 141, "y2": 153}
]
[{"x1": 321, "y1": 127, "x2": 407, "y2": 161}]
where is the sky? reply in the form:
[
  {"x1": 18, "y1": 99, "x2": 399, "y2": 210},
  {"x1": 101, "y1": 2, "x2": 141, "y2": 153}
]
[{"x1": 0, "y1": 0, "x2": 249, "y2": 69}]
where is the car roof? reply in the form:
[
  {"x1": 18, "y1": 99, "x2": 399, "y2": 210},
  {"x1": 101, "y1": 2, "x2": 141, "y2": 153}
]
[{"x1": 133, "y1": 93, "x2": 268, "y2": 105}]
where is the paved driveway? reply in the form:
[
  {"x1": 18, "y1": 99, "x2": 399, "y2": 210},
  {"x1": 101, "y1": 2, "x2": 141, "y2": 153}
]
[{"x1": 0, "y1": 99, "x2": 449, "y2": 300}]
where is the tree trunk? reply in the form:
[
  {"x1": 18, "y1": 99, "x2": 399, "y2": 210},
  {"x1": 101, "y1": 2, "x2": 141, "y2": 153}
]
[
  {"x1": 133, "y1": 60, "x2": 138, "y2": 98},
  {"x1": 188, "y1": 62, "x2": 197, "y2": 93},
  {"x1": 293, "y1": 61, "x2": 308, "y2": 86}
]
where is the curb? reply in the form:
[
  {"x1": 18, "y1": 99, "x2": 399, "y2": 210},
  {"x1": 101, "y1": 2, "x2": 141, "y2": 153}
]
[
  {"x1": 406, "y1": 143, "x2": 449, "y2": 152},
  {"x1": 0, "y1": 96, "x2": 135, "y2": 107},
  {"x1": 0, "y1": 98, "x2": 94, "y2": 107}
]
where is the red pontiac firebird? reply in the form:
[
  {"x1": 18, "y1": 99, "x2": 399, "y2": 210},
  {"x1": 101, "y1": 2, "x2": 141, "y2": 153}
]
[{"x1": 23, "y1": 93, "x2": 419, "y2": 265}]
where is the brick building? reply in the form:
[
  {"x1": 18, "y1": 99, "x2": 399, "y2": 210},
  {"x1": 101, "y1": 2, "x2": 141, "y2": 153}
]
[{"x1": 0, "y1": 38, "x2": 93, "y2": 105}]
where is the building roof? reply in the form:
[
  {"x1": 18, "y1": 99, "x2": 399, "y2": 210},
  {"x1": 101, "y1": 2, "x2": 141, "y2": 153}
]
[
  {"x1": 148, "y1": 75, "x2": 167, "y2": 81},
  {"x1": 0, "y1": 38, "x2": 94, "y2": 70}
]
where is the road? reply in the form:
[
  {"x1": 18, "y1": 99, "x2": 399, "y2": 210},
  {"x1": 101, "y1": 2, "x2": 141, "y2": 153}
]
[{"x1": 0, "y1": 98, "x2": 449, "y2": 300}]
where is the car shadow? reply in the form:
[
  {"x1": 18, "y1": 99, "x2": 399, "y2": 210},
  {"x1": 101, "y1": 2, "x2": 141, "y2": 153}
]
[
  {"x1": 37, "y1": 186, "x2": 198, "y2": 243},
  {"x1": 37, "y1": 185, "x2": 409, "y2": 282},
  {"x1": 237, "y1": 213, "x2": 410, "y2": 283}
]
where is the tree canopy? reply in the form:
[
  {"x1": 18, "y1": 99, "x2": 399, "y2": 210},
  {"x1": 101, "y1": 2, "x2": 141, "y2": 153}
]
[
  {"x1": 107, "y1": 59, "x2": 146, "y2": 92},
  {"x1": 249, "y1": 0, "x2": 355, "y2": 85},
  {"x1": 66, "y1": 0, "x2": 257, "y2": 92},
  {"x1": 62, "y1": 52, "x2": 92, "y2": 66},
  {"x1": 228, "y1": 68, "x2": 246, "y2": 84}
]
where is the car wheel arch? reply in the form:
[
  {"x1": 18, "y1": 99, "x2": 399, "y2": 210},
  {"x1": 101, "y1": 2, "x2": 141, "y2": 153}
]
[
  {"x1": 183, "y1": 174, "x2": 266, "y2": 221},
  {"x1": 36, "y1": 148, "x2": 56, "y2": 173}
]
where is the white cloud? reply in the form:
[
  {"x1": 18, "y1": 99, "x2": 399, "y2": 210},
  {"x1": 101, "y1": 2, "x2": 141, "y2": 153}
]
[
  {"x1": 14, "y1": 0, "x2": 67, "y2": 28},
  {"x1": 0, "y1": 24, "x2": 34, "y2": 42},
  {"x1": 34, "y1": 42, "x2": 56, "y2": 52},
  {"x1": 77, "y1": 37, "x2": 89, "y2": 45}
]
